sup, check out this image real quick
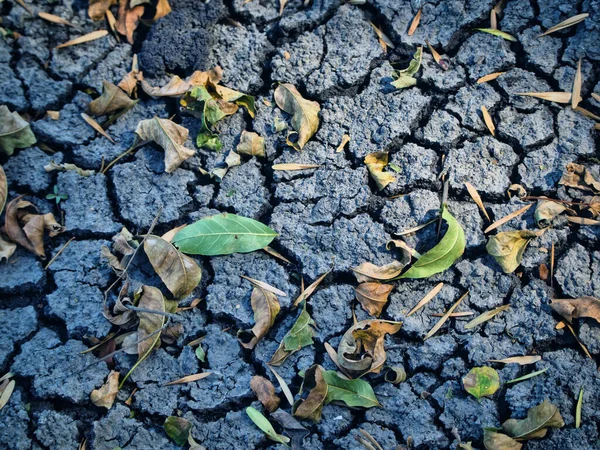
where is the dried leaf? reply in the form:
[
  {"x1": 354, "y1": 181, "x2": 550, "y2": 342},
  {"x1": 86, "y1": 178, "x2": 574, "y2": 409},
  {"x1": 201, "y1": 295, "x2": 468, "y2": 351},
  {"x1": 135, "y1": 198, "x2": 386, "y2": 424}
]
[
  {"x1": 0, "y1": 165, "x2": 6, "y2": 215},
  {"x1": 474, "y1": 28, "x2": 517, "y2": 41},
  {"x1": 0, "y1": 380, "x2": 15, "y2": 411},
  {"x1": 567, "y1": 217, "x2": 600, "y2": 226},
  {"x1": 508, "y1": 184, "x2": 527, "y2": 198},
  {"x1": 44, "y1": 161, "x2": 94, "y2": 177},
  {"x1": 483, "y1": 429, "x2": 522, "y2": 450},
  {"x1": 407, "y1": 8, "x2": 422, "y2": 36},
  {"x1": 241, "y1": 276, "x2": 287, "y2": 297},
  {"x1": 391, "y1": 46, "x2": 422, "y2": 89},
  {"x1": 239, "y1": 286, "x2": 281, "y2": 349},
  {"x1": 173, "y1": 213, "x2": 277, "y2": 256},
  {"x1": 369, "y1": 22, "x2": 394, "y2": 49},
  {"x1": 425, "y1": 39, "x2": 449, "y2": 70},
  {"x1": 209, "y1": 151, "x2": 241, "y2": 181},
  {"x1": 271, "y1": 410, "x2": 308, "y2": 450},
  {"x1": 89, "y1": 81, "x2": 136, "y2": 116},
  {"x1": 424, "y1": 291, "x2": 468, "y2": 340},
  {"x1": 293, "y1": 365, "x2": 328, "y2": 422},
  {"x1": 246, "y1": 406, "x2": 290, "y2": 445},
  {"x1": 270, "y1": 302, "x2": 315, "y2": 366},
  {"x1": 272, "y1": 163, "x2": 321, "y2": 171},
  {"x1": 164, "y1": 372, "x2": 211, "y2": 386},
  {"x1": 38, "y1": 11, "x2": 76, "y2": 26},
  {"x1": 465, "y1": 182, "x2": 491, "y2": 221},
  {"x1": 21, "y1": 212, "x2": 65, "y2": 258},
  {"x1": 502, "y1": 400, "x2": 564, "y2": 439},
  {"x1": 484, "y1": 203, "x2": 533, "y2": 233},
  {"x1": 486, "y1": 230, "x2": 544, "y2": 273},
  {"x1": 406, "y1": 282, "x2": 444, "y2": 316},
  {"x1": 90, "y1": 371, "x2": 120, "y2": 409},
  {"x1": 481, "y1": 106, "x2": 495, "y2": 136},
  {"x1": 267, "y1": 365, "x2": 294, "y2": 406},
  {"x1": 534, "y1": 200, "x2": 567, "y2": 227},
  {"x1": 292, "y1": 269, "x2": 329, "y2": 307},
  {"x1": 164, "y1": 416, "x2": 192, "y2": 446},
  {"x1": 274, "y1": 83, "x2": 320, "y2": 151},
  {"x1": 572, "y1": 58, "x2": 582, "y2": 109},
  {"x1": 88, "y1": 0, "x2": 116, "y2": 20},
  {"x1": 539, "y1": 13, "x2": 589, "y2": 36},
  {"x1": 365, "y1": 152, "x2": 396, "y2": 191},
  {"x1": 337, "y1": 320, "x2": 402, "y2": 376},
  {"x1": 336, "y1": 134, "x2": 350, "y2": 153},
  {"x1": 558, "y1": 162, "x2": 600, "y2": 193},
  {"x1": 462, "y1": 366, "x2": 500, "y2": 399},
  {"x1": 153, "y1": 0, "x2": 171, "y2": 20},
  {"x1": 263, "y1": 246, "x2": 292, "y2": 264},
  {"x1": 235, "y1": 130, "x2": 265, "y2": 157},
  {"x1": 550, "y1": 296, "x2": 600, "y2": 324},
  {"x1": 355, "y1": 282, "x2": 393, "y2": 317},
  {"x1": 0, "y1": 236, "x2": 16, "y2": 263},
  {"x1": 251, "y1": 375, "x2": 280, "y2": 412},
  {"x1": 576, "y1": 387, "x2": 583, "y2": 428},
  {"x1": 81, "y1": 113, "x2": 115, "y2": 143},
  {"x1": 385, "y1": 366, "x2": 407, "y2": 384},
  {"x1": 0, "y1": 106, "x2": 37, "y2": 156},
  {"x1": 118, "y1": 55, "x2": 142, "y2": 97},
  {"x1": 464, "y1": 304, "x2": 510, "y2": 329},
  {"x1": 141, "y1": 69, "x2": 223, "y2": 98},
  {"x1": 55, "y1": 30, "x2": 109, "y2": 49},
  {"x1": 488, "y1": 356, "x2": 541, "y2": 365},
  {"x1": 134, "y1": 117, "x2": 195, "y2": 173},
  {"x1": 477, "y1": 71, "x2": 506, "y2": 84},
  {"x1": 143, "y1": 235, "x2": 201, "y2": 299},
  {"x1": 516, "y1": 92, "x2": 571, "y2": 103},
  {"x1": 115, "y1": 0, "x2": 143, "y2": 44},
  {"x1": 351, "y1": 261, "x2": 408, "y2": 283}
]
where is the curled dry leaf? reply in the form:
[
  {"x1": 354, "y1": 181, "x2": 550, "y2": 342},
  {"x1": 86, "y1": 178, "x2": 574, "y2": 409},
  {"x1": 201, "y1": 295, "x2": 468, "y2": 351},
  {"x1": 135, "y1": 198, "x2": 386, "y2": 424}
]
[
  {"x1": 88, "y1": 0, "x2": 116, "y2": 20},
  {"x1": 142, "y1": 68, "x2": 222, "y2": 98},
  {"x1": 270, "y1": 302, "x2": 315, "y2": 366},
  {"x1": 486, "y1": 230, "x2": 545, "y2": 273},
  {"x1": 550, "y1": 296, "x2": 600, "y2": 324},
  {"x1": 539, "y1": 13, "x2": 589, "y2": 36},
  {"x1": 89, "y1": 81, "x2": 136, "y2": 116},
  {"x1": 355, "y1": 282, "x2": 394, "y2": 317},
  {"x1": 143, "y1": 235, "x2": 201, "y2": 299},
  {"x1": 116, "y1": 0, "x2": 143, "y2": 44},
  {"x1": 250, "y1": 375, "x2": 280, "y2": 412},
  {"x1": 337, "y1": 319, "x2": 402, "y2": 377},
  {"x1": 534, "y1": 200, "x2": 567, "y2": 227},
  {"x1": 351, "y1": 260, "x2": 408, "y2": 283},
  {"x1": 118, "y1": 54, "x2": 142, "y2": 97},
  {"x1": 0, "y1": 106, "x2": 37, "y2": 156},
  {"x1": 271, "y1": 410, "x2": 309, "y2": 450},
  {"x1": 45, "y1": 162, "x2": 94, "y2": 177},
  {"x1": 293, "y1": 365, "x2": 328, "y2": 422},
  {"x1": 237, "y1": 131, "x2": 265, "y2": 157},
  {"x1": 239, "y1": 286, "x2": 281, "y2": 349},
  {"x1": 559, "y1": 162, "x2": 600, "y2": 193},
  {"x1": 385, "y1": 366, "x2": 407, "y2": 384},
  {"x1": 483, "y1": 429, "x2": 522, "y2": 450},
  {"x1": 462, "y1": 366, "x2": 500, "y2": 399},
  {"x1": 391, "y1": 46, "x2": 422, "y2": 89},
  {"x1": 55, "y1": 29, "x2": 109, "y2": 49},
  {"x1": 502, "y1": 399, "x2": 564, "y2": 440},
  {"x1": 274, "y1": 83, "x2": 320, "y2": 151},
  {"x1": 134, "y1": 117, "x2": 195, "y2": 173},
  {"x1": 209, "y1": 150, "x2": 241, "y2": 182},
  {"x1": 90, "y1": 370, "x2": 120, "y2": 409},
  {"x1": 364, "y1": 151, "x2": 396, "y2": 191}
]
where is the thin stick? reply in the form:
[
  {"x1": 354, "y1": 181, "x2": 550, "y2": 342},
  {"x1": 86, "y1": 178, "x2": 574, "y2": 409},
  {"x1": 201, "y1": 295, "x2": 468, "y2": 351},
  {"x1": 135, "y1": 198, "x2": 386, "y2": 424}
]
[
  {"x1": 359, "y1": 429, "x2": 383, "y2": 450},
  {"x1": 100, "y1": 139, "x2": 148, "y2": 174},
  {"x1": 44, "y1": 237, "x2": 75, "y2": 270}
]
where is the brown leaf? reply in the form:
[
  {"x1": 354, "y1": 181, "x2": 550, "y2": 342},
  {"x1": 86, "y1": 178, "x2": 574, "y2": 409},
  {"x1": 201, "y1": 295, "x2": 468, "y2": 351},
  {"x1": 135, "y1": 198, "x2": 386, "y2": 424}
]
[
  {"x1": 293, "y1": 365, "x2": 327, "y2": 422},
  {"x1": 274, "y1": 83, "x2": 321, "y2": 151},
  {"x1": 89, "y1": 81, "x2": 136, "y2": 116},
  {"x1": 88, "y1": 0, "x2": 116, "y2": 20},
  {"x1": 81, "y1": 113, "x2": 115, "y2": 143},
  {"x1": 21, "y1": 212, "x2": 65, "y2": 258},
  {"x1": 292, "y1": 269, "x2": 329, "y2": 307},
  {"x1": 141, "y1": 68, "x2": 222, "y2": 98},
  {"x1": 236, "y1": 131, "x2": 265, "y2": 157},
  {"x1": 355, "y1": 282, "x2": 394, "y2": 317},
  {"x1": 90, "y1": 371, "x2": 120, "y2": 409},
  {"x1": 153, "y1": 0, "x2": 171, "y2": 20},
  {"x1": 572, "y1": 58, "x2": 582, "y2": 109},
  {"x1": 337, "y1": 320, "x2": 402, "y2": 376},
  {"x1": 38, "y1": 11, "x2": 76, "y2": 27},
  {"x1": 116, "y1": 0, "x2": 143, "y2": 44},
  {"x1": 55, "y1": 30, "x2": 109, "y2": 49},
  {"x1": 477, "y1": 71, "x2": 506, "y2": 84},
  {"x1": 481, "y1": 106, "x2": 495, "y2": 136},
  {"x1": 351, "y1": 261, "x2": 408, "y2": 283},
  {"x1": 118, "y1": 54, "x2": 142, "y2": 97},
  {"x1": 364, "y1": 152, "x2": 396, "y2": 191},
  {"x1": 407, "y1": 8, "x2": 422, "y2": 36},
  {"x1": 551, "y1": 296, "x2": 600, "y2": 324},
  {"x1": 559, "y1": 162, "x2": 600, "y2": 193},
  {"x1": 143, "y1": 235, "x2": 202, "y2": 299},
  {"x1": 134, "y1": 117, "x2": 195, "y2": 173},
  {"x1": 484, "y1": 203, "x2": 533, "y2": 233},
  {"x1": 250, "y1": 375, "x2": 280, "y2": 412},
  {"x1": 516, "y1": 92, "x2": 571, "y2": 103},
  {"x1": 0, "y1": 165, "x2": 6, "y2": 215},
  {"x1": 567, "y1": 216, "x2": 600, "y2": 226},
  {"x1": 136, "y1": 286, "x2": 165, "y2": 358},
  {"x1": 465, "y1": 182, "x2": 491, "y2": 221},
  {"x1": 425, "y1": 39, "x2": 448, "y2": 70},
  {"x1": 239, "y1": 286, "x2": 281, "y2": 349}
]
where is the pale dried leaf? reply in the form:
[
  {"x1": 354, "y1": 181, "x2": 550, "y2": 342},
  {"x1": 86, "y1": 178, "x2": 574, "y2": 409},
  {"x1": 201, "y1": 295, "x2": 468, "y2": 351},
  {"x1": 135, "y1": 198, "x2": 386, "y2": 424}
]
[
  {"x1": 464, "y1": 304, "x2": 510, "y2": 329},
  {"x1": 236, "y1": 131, "x2": 265, "y2": 157},
  {"x1": 465, "y1": 182, "x2": 491, "y2": 221},
  {"x1": 481, "y1": 106, "x2": 495, "y2": 136},
  {"x1": 406, "y1": 282, "x2": 444, "y2": 317},
  {"x1": 241, "y1": 276, "x2": 287, "y2": 297},
  {"x1": 164, "y1": 372, "x2": 211, "y2": 386},
  {"x1": 38, "y1": 12, "x2": 75, "y2": 26},
  {"x1": 477, "y1": 71, "x2": 506, "y2": 84},
  {"x1": 516, "y1": 92, "x2": 571, "y2": 103},
  {"x1": 424, "y1": 291, "x2": 468, "y2": 340},
  {"x1": 488, "y1": 355, "x2": 541, "y2": 365},
  {"x1": 81, "y1": 113, "x2": 115, "y2": 143},
  {"x1": 484, "y1": 203, "x2": 533, "y2": 233},
  {"x1": 90, "y1": 371, "x2": 120, "y2": 409},
  {"x1": 336, "y1": 134, "x2": 350, "y2": 153},
  {"x1": 407, "y1": 8, "x2": 421, "y2": 36},
  {"x1": 272, "y1": 163, "x2": 320, "y2": 171},
  {"x1": 55, "y1": 30, "x2": 109, "y2": 49},
  {"x1": 539, "y1": 13, "x2": 589, "y2": 36},
  {"x1": 293, "y1": 269, "x2": 329, "y2": 307}
]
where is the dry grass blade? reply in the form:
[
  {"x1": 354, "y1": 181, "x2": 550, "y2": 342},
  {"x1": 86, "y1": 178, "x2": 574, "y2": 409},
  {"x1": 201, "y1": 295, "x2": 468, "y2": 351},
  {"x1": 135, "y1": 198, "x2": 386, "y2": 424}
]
[
  {"x1": 424, "y1": 291, "x2": 468, "y2": 340},
  {"x1": 263, "y1": 246, "x2": 292, "y2": 264},
  {"x1": 464, "y1": 304, "x2": 510, "y2": 329},
  {"x1": 292, "y1": 269, "x2": 330, "y2": 307},
  {"x1": 394, "y1": 217, "x2": 438, "y2": 236},
  {"x1": 56, "y1": 29, "x2": 109, "y2": 49},
  {"x1": 78, "y1": 438, "x2": 87, "y2": 450},
  {"x1": 567, "y1": 216, "x2": 600, "y2": 226},
  {"x1": 38, "y1": 12, "x2": 75, "y2": 27},
  {"x1": 241, "y1": 275, "x2": 287, "y2": 297},
  {"x1": 359, "y1": 429, "x2": 383, "y2": 450},
  {"x1": 481, "y1": 106, "x2": 495, "y2": 136},
  {"x1": 81, "y1": 113, "x2": 115, "y2": 143},
  {"x1": 267, "y1": 365, "x2": 294, "y2": 405},
  {"x1": 484, "y1": 203, "x2": 532, "y2": 233},
  {"x1": 592, "y1": 93, "x2": 600, "y2": 102},
  {"x1": 465, "y1": 182, "x2": 491, "y2": 221},
  {"x1": 0, "y1": 373, "x2": 13, "y2": 383},
  {"x1": 566, "y1": 323, "x2": 592, "y2": 359},
  {"x1": 272, "y1": 163, "x2": 321, "y2": 171},
  {"x1": 576, "y1": 387, "x2": 584, "y2": 428},
  {"x1": 407, "y1": 282, "x2": 444, "y2": 317},
  {"x1": 490, "y1": 8, "x2": 497, "y2": 29},
  {"x1": 575, "y1": 106, "x2": 600, "y2": 121},
  {"x1": 430, "y1": 311, "x2": 474, "y2": 317},
  {"x1": 0, "y1": 380, "x2": 15, "y2": 410},
  {"x1": 539, "y1": 13, "x2": 589, "y2": 36},
  {"x1": 572, "y1": 59, "x2": 582, "y2": 109},
  {"x1": 488, "y1": 355, "x2": 541, "y2": 365},
  {"x1": 44, "y1": 237, "x2": 75, "y2": 270},
  {"x1": 164, "y1": 372, "x2": 211, "y2": 386},
  {"x1": 517, "y1": 91, "x2": 571, "y2": 103},
  {"x1": 369, "y1": 22, "x2": 395, "y2": 49},
  {"x1": 477, "y1": 71, "x2": 506, "y2": 84},
  {"x1": 15, "y1": 0, "x2": 33, "y2": 15},
  {"x1": 408, "y1": 8, "x2": 422, "y2": 36},
  {"x1": 106, "y1": 10, "x2": 117, "y2": 36}
]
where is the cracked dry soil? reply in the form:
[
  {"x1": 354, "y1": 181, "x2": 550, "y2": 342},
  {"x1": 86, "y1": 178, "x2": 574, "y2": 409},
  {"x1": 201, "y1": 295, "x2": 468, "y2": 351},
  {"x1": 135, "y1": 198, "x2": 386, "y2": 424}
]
[{"x1": 1, "y1": 0, "x2": 600, "y2": 449}]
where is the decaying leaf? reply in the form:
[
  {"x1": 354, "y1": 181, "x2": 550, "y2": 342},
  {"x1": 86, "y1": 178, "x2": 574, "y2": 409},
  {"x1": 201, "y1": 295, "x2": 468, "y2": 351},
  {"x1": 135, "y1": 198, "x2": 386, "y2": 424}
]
[
  {"x1": 508, "y1": 184, "x2": 527, "y2": 199},
  {"x1": 272, "y1": 163, "x2": 321, "y2": 171},
  {"x1": 55, "y1": 29, "x2": 109, "y2": 49},
  {"x1": 407, "y1": 8, "x2": 422, "y2": 36},
  {"x1": 81, "y1": 113, "x2": 115, "y2": 143},
  {"x1": 237, "y1": 131, "x2": 265, "y2": 157},
  {"x1": 246, "y1": 406, "x2": 290, "y2": 445},
  {"x1": 115, "y1": 0, "x2": 143, "y2": 44},
  {"x1": 502, "y1": 400, "x2": 564, "y2": 440},
  {"x1": 477, "y1": 71, "x2": 506, "y2": 84},
  {"x1": 355, "y1": 282, "x2": 394, "y2": 317},
  {"x1": 474, "y1": 28, "x2": 516, "y2": 41},
  {"x1": 293, "y1": 365, "x2": 328, "y2": 422},
  {"x1": 173, "y1": 213, "x2": 277, "y2": 256},
  {"x1": 134, "y1": 117, "x2": 195, "y2": 173},
  {"x1": 364, "y1": 152, "x2": 396, "y2": 191},
  {"x1": 397, "y1": 205, "x2": 465, "y2": 279},
  {"x1": 550, "y1": 296, "x2": 600, "y2": 324},
  {"x1": 481, "y1": 106, "x2": 495, "y2": 136},
  {"x1": 118, "y1": 55, "x2": 142, "y2": 97},
  {"x1": 516, "y1": 92, "x2": 571, "y2": 104},
  {"x1": 89, "y1": 81, "x2": 136, "y2": 116},
  {"x1": 391, "y1": 46, "x2": 422, "y2": 89},
  {"x1": 337, "y1": 319, "x2": 402, "y2": 377},
  {"x1": 274, "y1": 83, "x2": 320, "y2": 151},
  {"x1": 239, "y1": 286, "x2": 281, "y2": 349},
  {"x1": 271, "y1": 410, "x2": 309, "y2": 450},
  {"x1": 207, "y1": 150, "x2": 241, "y2": 181},
  {"x1": 488, "y1": 355, "x2": 541, "y2": 365},
  {"x1": 483, "y1": 429, "x2": 522, "y2": 450},
  {"x1": 539, "y1": 13, "x2": 589, "y2": 36},
  {"x1": 270, "y1": 302, "x2": 315, "y2": 366},
  {"x1": 143, "y1": 235, "x2": 202, "y2": 299},
  {"x1": 164, "y1": 416, "x2": 193, "y2": 446},
  {"x1": 44, "y1": 161, "x2": 95, "y2": 177},
  {"x1": 572, "y1": 58, "x2": 582, "y2": 109},
  {"x1": 321, "y1": 369, "x2": 379, "y2": 408},
  {"x1": 465, "y1": 182, "x2": 491, "y2": 221},
  {"x1": 462, "y1": 366, "x2": 500, "y2": 399},
  {"x1": 558, "y1": 162, "x2": 600, "y2": 193},
  {"x1": 534, "y1": 200, "x2": 567, "y2": 227},
  {"x1": 486, "y1": 230, "x2": 545, "y2": 273},
  {"x1": 351, "y1": 260, "x2": 408, "y2": 283},
  {"x1": 250, "y1": 375, "x2": 280, "y2": 412},
  {"x1": 38, "y1": 11, "x2": 76, "y2": 26},
  {"x1": 0, "y1": 106, "x2": 37, "y2": 156},
  {"x1": 153, "y1": 0, "x2": 172, "y2": 20},
  {"x1": 142, "y1": 68, "x2": 223, "y2": 98},
  {"x1": 464, "y1": 304, "x2": 510, "y2": 329},
  {"x1": 90, "y1": 370, "x2": 120, "y2": 409}
]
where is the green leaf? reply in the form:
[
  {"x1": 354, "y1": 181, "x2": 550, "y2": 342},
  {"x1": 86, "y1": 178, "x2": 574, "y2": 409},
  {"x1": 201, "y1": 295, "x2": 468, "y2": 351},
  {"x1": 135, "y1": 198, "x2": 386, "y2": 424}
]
[
  {"x1": 0, "y1": 105, "x2": 37, "y2": 156},
  {"x1": 502, "y1": 399, "x2": 564, "y2": 440},
  {"x1": 576, "y1": 387, "x2": 584, "y2": 428},
  {"x1": 474, "y1": 28, "x2": 517, "y2": 41},
  {"x1": 195, "y1": 345, "x2": 205, "y2": 362},
  {"x1": 391, "y1": 46, "x2": 422, "y2": 89},
  {"x1": 163, "y1": 416, "x2": 192, "y2": 446},
  {"x1": 397, "y1": 204, "x2": 465, "y2": 279},
  {"x1": 245, "y1": 406, "x2": 290, "y2": 446},
  {"x1": 321, "y1": 370, "x2": 379, "y2": 408},
  {"x1": 214, "y1": 84, "x2": 256, "y2": 118},
  {"x1": 462, "y1": 366, "x2": 500, "y2": 399},
  {"x1": 197, "y1": 131, "x2": 223, "y2": 151},
  {"x1": 269, "y1": 302, "x2": 315, "y2": 365},
  {"x1": 172, "y1": 213, "x2": 277, "y2": 256},
  {"x1": 486, "y1": 230, "x2": 544, "y2": 273}
]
